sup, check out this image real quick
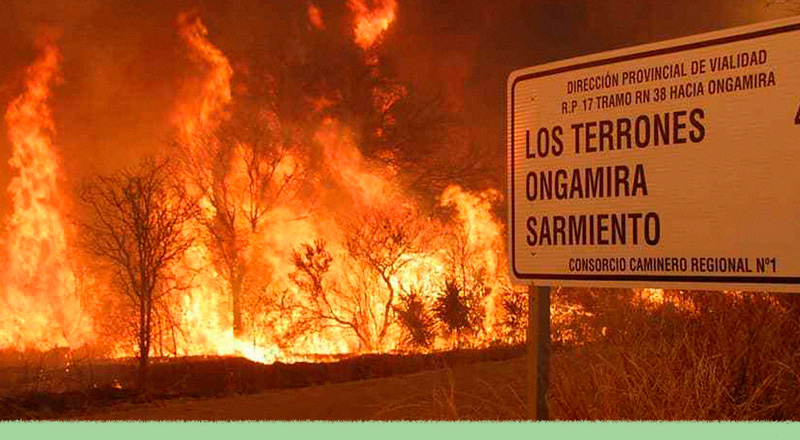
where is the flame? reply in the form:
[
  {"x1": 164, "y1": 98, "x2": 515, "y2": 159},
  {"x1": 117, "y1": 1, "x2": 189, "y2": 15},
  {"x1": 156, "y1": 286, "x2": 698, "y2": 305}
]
[
  {"x1": 440, "y1": 186, "x2": 507, "y2": 333},
  {"x1": 0, "y1": 42, "x2": 93, "y2": 351},
  {"x1": 349, "y1": 0, "x2": 398, "y2": 50},
  {"x1": 316, "y1": 118, "x2": 399, "y2": 208},
  {"x1": 0, "y1": 11, "x2": 607, "y2": 367},
  {"x1": 174, "y1": 11, "x2": 233, "y2": 143},
  {"x1": 168, "y1": 12, "x2": 258, "y2": 361},
  {"x1": 308, "y1": 4, "x2": 325, "y2": 30}
]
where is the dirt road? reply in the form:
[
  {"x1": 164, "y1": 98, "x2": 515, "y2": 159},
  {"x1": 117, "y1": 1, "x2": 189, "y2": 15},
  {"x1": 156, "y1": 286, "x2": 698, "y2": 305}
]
[{"x1": 77, "y1": 358, "x2": 526, "y2": 421}]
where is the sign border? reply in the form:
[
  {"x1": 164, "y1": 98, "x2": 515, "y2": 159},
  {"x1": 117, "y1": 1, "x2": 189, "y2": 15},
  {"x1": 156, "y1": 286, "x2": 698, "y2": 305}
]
[{"x1": 508, "y1": 16, "x2": 800, "y2": 285}]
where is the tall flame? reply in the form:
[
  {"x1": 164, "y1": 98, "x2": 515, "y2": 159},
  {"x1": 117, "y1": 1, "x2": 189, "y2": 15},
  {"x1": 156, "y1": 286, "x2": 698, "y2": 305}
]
[
  {"x1": 0, "y1": 12, "x2": 535, "y2": 364},
  {"x1": 0, "y1": 42, "x2": 92, "y2": 351},
  {"x1": 349, "y1": 0, "x2": 398, "y2": 50},
  {"x1": 308, "y1": 4, "x2": 325, "y2": 30},
  {"x1": 174, "y1": 11, "x2": 233, "y2": 143},
  {"x1": 169, "y1": 13, "x2": 286, "y2": 363}
]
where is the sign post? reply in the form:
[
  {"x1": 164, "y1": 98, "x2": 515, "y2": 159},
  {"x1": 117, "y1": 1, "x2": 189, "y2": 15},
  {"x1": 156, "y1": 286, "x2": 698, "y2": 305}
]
[
  {"x1": 526, "y1": 284, "x2": 550, "y2": 421},
  {"x1": 508, "y1": 16, "x2": 800, "y2": 420}
]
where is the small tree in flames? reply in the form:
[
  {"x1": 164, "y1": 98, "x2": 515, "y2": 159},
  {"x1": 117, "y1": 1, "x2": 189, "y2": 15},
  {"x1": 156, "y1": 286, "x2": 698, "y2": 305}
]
[
  {"x1": 78, "y1": 158, "x2": 198, "y2": 391},
  {"x1": 176, "y1": 106, "x2": 297, "y2": 340},
  {"x1": 434, "y1": 278, "x2": 485, "y2": 348},
  {"x1": 393, "y1": 289, "x2": 436, "y2": 351},
  {"x1": 497, "y1": 288, "x2": 528, "y2": 344},
  {"x1": 288, "y1": 239, "x2": 375, "y2": 351},
  {"x1": 344, "y1": 206, "x2": 424, "y2": 347}
]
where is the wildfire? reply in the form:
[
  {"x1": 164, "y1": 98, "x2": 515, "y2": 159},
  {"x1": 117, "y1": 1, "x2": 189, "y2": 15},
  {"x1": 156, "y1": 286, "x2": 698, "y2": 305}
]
[
  {"x1": 0, "y1": 9, "x2": 529, "y2": 367},
  {"x1": 308, "y1": 4, "x2": 325, "y2": 30},
  {"x1": 317, "y1": 118, "x2": 400, "y2": 208},
  {"x1": 169, "y1": 13, "x2": 264, "y2": 362},
  {"x1": 0, "y1": 41, "x2": 92, "y2": 351},
  {"x1": 174, "y1": 11, "x2": 233, "y2": 143},
  {"x1": 349, "y1": 0, "x2": 398, "y2": 50}
]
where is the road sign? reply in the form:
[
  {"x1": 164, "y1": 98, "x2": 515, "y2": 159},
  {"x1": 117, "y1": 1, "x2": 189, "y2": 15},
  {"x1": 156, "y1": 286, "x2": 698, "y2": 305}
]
[{"x1": 508, "y1": 16, "x2": 800, "y2": 291}]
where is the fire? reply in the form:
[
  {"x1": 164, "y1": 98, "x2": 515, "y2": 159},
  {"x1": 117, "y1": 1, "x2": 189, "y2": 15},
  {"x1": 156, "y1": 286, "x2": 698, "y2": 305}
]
[
  {"x1": 308, "y1": 4, "x2": 325, "y2": 30},
  {"x1": 174, "y1": 11, "x2": 233, "y2": 143},
  {"x1": 440, "y1": 186, "x2": 507, "y2": 333},
  {"x1": 168, "y1": 13, "x2": 260, "y2": 361},
  {"x1": 0, "y1": 10, "x2": 521, "y2": 367},
  {"x1": 0, "y1": 9, "x2": 582, "y2": 369},
  {"x1": 317, "y1": 118, "x2": 400, "y2": 208},
  {"x1": 349, "y1": 0, "x2": 398, "y2": 50},
  {"x1": 0, "y1": 41, "x2": 92, "y2": 351}
]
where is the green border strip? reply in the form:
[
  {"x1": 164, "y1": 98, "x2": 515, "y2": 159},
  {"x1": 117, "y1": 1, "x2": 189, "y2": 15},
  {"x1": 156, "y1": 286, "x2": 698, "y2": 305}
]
[{"x1": 1, "y1": 421, "x2": 799, "y2": 440}]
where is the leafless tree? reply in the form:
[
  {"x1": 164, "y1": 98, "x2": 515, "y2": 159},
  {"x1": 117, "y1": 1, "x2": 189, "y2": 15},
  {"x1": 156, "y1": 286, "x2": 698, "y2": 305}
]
[
  {"x1": 344, "y1": 205, "x2": 424, "y2": 346},
  {"x1": 176, "y1": 107, "x2": 297, "y2": 339},
  {"x1": 288, "y1": 240, "x2": 375, "y2": 351},
  {"x1": 78, "y1": 158, "x2": 198, "y2": 390},
  {"x1": 286, "y1": 209, "x2": 424, "y2": 353}
]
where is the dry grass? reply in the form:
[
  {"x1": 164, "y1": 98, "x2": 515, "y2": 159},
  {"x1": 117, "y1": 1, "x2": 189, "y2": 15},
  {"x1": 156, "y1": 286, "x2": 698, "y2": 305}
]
[
  {"x1": 382, "y1": 364, "x2": 527, "y2": 420},
  {"x1": 404, "y1": 290, "x2": 800, "y2": 421},
  {"x1": 548, "y1": 290, "x2": 800, "y2": 420},
  {"x1": 8, "y1": 290, "x2": 800, "y2": 421}
]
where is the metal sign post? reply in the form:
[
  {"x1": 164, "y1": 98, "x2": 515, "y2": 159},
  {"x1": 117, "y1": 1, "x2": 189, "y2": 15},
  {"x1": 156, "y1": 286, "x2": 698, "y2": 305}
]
[{"x1": 526, "y1": 284, "x2": 550, "y2": 421}]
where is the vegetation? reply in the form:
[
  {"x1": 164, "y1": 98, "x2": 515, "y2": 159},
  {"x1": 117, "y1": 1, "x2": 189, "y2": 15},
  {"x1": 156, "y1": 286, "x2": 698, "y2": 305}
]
[
  {"x1": 78, "y1": 158, "x2": 198, "y2": 391},
  {"x1": 548, "y1": 289, "x2": 800, "y2": 420},
  {"x1": 4, "y1": 287, "x2": 800, "y2": 421},
  {"x1": 394, "y1": 289, "x2": 437, "y2": 350}
]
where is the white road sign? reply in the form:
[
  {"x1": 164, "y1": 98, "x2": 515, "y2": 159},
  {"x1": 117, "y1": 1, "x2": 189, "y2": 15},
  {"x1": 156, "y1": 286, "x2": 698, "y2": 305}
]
[{"x1": 508, "y1": 16, "x2": 800, "y2": 291}]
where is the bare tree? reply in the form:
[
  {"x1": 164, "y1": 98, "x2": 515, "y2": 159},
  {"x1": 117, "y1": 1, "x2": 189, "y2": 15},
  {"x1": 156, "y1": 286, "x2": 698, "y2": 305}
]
[
  {"x1": 78, "y1": 158, "x2": 198, "y2": 390},
  {"x1": 288, "y1": 240, "x2": 375, "y2": 351},
  {"x1": 286, "y1": 218, "x2": 426, "y2": 353},
  {"x1": 345, "y1": 205, "x2": 424, "y2": 346},
  {"x1": 176, "y1": 107, "x2": 297, "y2": 339}
]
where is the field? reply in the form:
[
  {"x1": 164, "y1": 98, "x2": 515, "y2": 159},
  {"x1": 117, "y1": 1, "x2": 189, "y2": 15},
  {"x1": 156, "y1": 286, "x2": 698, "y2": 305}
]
[
  {"x1": 2, "y1": 289, "x2": 799, "y2": 421},
  {"x1": 0, "y1": 347, "x2": 525, "y2": 420},
  {"x1": 75, "y1": 358, "x2": 528, "y2": 421}
]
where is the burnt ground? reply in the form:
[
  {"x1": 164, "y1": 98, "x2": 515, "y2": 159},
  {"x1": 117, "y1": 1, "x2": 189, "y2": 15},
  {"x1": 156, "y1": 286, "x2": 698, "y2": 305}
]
[
  {"x1": 0, "y1": 345, "x2": 526, "y2": 420},
  {"x1": 77, "y1": 358, "x2": 528, "y2": 421}
]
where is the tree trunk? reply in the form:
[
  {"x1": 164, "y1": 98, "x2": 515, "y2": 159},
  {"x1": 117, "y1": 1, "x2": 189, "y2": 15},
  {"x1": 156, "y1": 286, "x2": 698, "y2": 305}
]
[
  {"x1": 138, "y1": 296, "x2": 151, "y2": 393},
  {"x1": 138, "y1": 346, "x2": 149, "y2": 392},
  {"x1": 232, "y1": 271, "x2": 244, "y2": 338},
  {"x1": 377, "y1": 272, "x2": 395, "y2": 343}
]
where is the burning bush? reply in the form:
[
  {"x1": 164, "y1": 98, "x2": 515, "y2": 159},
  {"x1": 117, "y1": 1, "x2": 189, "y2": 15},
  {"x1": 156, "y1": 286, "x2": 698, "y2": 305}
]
[
  {"x1": 433, "y1": 278, "x2": 486, "y2": 348},
  {"x1": 393, "y1": 289, "x2": 437, "y2": 351}
]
